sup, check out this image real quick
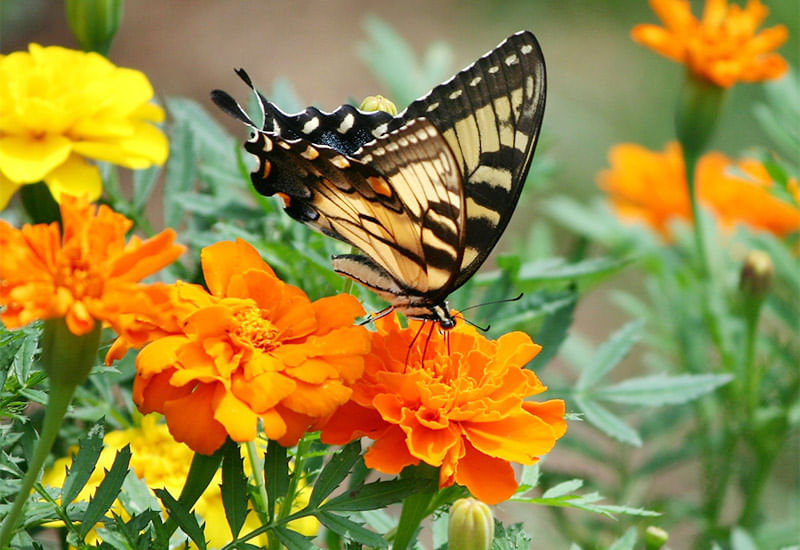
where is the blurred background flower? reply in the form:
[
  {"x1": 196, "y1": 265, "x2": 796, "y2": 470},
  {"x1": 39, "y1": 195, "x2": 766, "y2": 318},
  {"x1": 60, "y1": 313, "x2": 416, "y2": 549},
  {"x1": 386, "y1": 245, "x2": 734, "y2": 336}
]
[{"x1": 0, "y1": 43, "x2": 167, "y2": 209}]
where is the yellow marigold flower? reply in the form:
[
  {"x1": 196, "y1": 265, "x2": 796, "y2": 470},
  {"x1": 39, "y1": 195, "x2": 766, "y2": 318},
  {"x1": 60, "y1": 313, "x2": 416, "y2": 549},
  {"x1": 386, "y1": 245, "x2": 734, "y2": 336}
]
[
  {"x1": 320, "y1": 313, "x2": 567, "y2": 505},
  {"x1": 125, "y1": 239, "x2": 371, "y2": 455},
  {"x1": 0, "y1": 44, "x2": 168, "y2": 209},
  {"x1": 0, "y1": 195, "x2": 184, "y2": 337},
  {"x1": 41, "y1": 416, "x2": 318, "y2": 548},
  {"x1": 599, "y1": 142, "x2": 800, "y2": 239},
  {"x1": 631, "y1": 0, "x2": 788, "y2": 87}
]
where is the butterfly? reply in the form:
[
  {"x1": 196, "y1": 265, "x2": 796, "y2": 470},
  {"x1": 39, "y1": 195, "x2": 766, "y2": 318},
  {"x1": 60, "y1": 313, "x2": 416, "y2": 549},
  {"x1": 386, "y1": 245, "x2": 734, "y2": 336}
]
[{"x1": 211, "y1": 30, "x2": 546, "y2": 329}]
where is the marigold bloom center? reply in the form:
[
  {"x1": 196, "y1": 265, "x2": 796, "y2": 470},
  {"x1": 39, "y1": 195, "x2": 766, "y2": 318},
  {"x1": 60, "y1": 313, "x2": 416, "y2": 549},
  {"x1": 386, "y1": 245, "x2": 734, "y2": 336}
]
[
  {"x1": 233, "y1": 306, "x2": 280, "y2": 351},
  {"x1": 55, "y1": 258, "x2": 104, "y2": 299}
]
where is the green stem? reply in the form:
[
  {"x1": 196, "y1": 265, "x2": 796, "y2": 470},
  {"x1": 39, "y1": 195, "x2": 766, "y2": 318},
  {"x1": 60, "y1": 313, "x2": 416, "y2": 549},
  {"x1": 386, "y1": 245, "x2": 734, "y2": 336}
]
[
  {"x1": 683, "y1": 150, "x2": 709, "y2": 277},
  {"x1": 246, "y1": 440, "x2": 270, "y2": 523},
  {"x1": 0, "y1": 382, "x2": 77, "y2": 550},
  {"x1": 741, "y1": 298, "x2": 763, "y2": 423}
]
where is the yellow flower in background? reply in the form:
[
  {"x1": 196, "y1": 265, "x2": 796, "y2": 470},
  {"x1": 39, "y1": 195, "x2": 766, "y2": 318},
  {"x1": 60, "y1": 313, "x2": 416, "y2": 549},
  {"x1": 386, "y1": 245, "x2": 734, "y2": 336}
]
[
  {"x1": 42, "y1": 416, "x2": 317, "y2": 548},
  {"x1": 0, "y1": 44, "x2": 168, "y2": 209},
  {"x1": 631, "y1": 0, "x2": 788, "y2": 88}
]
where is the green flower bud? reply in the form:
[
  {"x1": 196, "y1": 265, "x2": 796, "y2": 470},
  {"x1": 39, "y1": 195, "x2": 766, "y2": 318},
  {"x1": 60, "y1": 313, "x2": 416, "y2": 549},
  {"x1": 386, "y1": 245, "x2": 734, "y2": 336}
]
[
  {"x1": 41, "y1": 317, "x2": 102, "y2": 387},
  {"x1": 65, "y1": 0, "x2": 124, "y2": 56},
  {"x1": 739, "y1": 250, "x2": 774, "y2": 298},
  {"x1": 448, "y1": 498, "x2": 494, "y2": 550},
  {"x1": 675, "y1": 73, "x2": 726, "y2": 157},
  {"x1": 644, "y1": 526, "x2": 669, "y2": 550},
  {"x1": 359, "y1": 95, "x2": 398, "y2": 116}
]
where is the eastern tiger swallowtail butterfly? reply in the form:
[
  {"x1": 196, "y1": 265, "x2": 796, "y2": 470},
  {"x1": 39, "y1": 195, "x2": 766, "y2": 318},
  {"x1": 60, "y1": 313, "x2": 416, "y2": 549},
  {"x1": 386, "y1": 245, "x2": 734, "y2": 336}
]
[{"x1": 211, "y1": 30, "x2": 546, "y2": 329}]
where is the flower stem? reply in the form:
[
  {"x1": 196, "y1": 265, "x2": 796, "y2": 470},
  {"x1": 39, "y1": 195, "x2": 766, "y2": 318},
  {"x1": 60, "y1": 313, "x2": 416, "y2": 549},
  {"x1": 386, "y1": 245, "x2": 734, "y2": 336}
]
[
  {"x1": 741, "y1": 297, "x2": 764, "y2": 422},
  {"x1": 683, "y1": 149, "x2": 709, "y2": 276},
  {"x1": 246, "y1": 440, "x2": 270, "y2": 522},
  {"x1": 0, "y1": 382, "x2": 77, "y2": 550}
]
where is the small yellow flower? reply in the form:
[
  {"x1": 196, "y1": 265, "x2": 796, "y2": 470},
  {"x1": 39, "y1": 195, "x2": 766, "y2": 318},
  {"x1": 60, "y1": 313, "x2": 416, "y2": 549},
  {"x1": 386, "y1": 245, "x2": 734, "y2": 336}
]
[
  {"x1": 0, "y1": 44, "x2": 168, "y2": 209},
  {"x1": 631, "y1": 0, "x2": 788, "y2": 88}
]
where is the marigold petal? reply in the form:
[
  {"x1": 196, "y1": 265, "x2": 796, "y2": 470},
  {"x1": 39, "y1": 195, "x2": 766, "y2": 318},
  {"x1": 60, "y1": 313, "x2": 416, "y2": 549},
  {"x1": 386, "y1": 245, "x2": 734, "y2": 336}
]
[
  {"x1": 109, "y1": 228, "x2": 184, "y2": 282},
  {"x1": 523, "y1": 399, "x2": 568, "y2": 439},
  {"x1": 0, "y1": 134, "x2": 72, "y2": 183},
  {"x1": 136, "y1": 336, "x2": 187, "y2": 377},
  {"x1": 274, "y1": 406, "x2": 315, "y2": 447},
  {"x1": 163, "y1": 383, "x2": 228, "y2": 455},
  {"x1": 232, "y1": 371, "x2": 296, "y2": 411},
  {"x1": 281, "y1": 380, "x2": 352, "y2": 417},
  {"x1": 47, "y1": 157, "x2": 104, "y2": 205},
  {"x1": 260, "y1": 409, "x2": 289, "y2": 441},
  {"x1": 213, "y1": 387, "x2": 259, "y2": 443},
  {"x1": 133, "y1": 369, "x2": 191, "y2": 413},
  {"x1": 364, "y1": 426, "x2": 419, "y2": 474},
  {"x1": 454, "y1": 442, "x2": 518, "y2": 505},
  {"x1": 631, "y1": 24, "x2": 686, "y2": 61},
  {"x1": 320, "y1": 401, "x2": 389, "y2": 445},
  {"x1": 495, "y1": 332, "x2": 541, "y2": 371},
  {"x1": 404, "y1": 419, "x2": 461, "y2": 466},
  {"x1": 201, "y1": 239, "x2": 276, "y2": 297},
  {"x1": 463, "y1": 413, "x2": 558, "y2": 464},
  {"x1": 311, "y1": 294, "x2": 366, "y2": 335}
]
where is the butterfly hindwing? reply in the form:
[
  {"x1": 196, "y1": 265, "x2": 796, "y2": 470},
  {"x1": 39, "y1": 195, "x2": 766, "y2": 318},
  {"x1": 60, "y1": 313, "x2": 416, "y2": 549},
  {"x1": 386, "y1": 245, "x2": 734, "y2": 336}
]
[{"x1": 244, "y1": 117, "x2": 464, "y2": 298}]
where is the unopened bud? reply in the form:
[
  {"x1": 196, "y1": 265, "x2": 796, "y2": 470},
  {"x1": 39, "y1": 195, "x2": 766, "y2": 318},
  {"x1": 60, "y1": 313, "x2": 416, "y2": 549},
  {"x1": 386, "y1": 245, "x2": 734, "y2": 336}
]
[
  {"x1": 359, "y1": 95, "x2": 398, "y2": 116},
  {"x1": 448, "y1": 498, "x2": 494, "y2": 550},
  {"x1": 675, "y1": 73, "x2": 726, "y2": 157},
  {"x1": 740, "y1": 250, "x2": 774, "y2": 298},
  {"x1": 66, "y1": 0, "x2": 124, "y2": 56},
  {"x1": 644, "y1": 526, "x2": 669, "y2": 549}
]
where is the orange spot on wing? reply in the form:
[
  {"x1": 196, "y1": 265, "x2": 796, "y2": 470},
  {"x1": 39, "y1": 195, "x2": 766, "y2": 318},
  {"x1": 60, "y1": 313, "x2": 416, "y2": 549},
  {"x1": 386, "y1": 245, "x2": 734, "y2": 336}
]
[
  {"x1": 277, "y1": 192, "x2": 291, "y2": 207},
  {"x1": 368, "y1": 177, "x2": 392, "y2": 198},
  {"x1": 262, "y1": 160, "x2": 271, "y2": 178}
]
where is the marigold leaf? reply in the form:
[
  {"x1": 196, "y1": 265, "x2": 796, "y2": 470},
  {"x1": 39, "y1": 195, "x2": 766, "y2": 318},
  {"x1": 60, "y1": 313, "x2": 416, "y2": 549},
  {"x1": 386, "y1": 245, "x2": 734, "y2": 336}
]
[
  {"x1": 62, "y1": 420, "x2": 105, "y2": 505},
  {"x1": 320, "y1": 479, "x2": 433, "y2": 512},
  {"x1": 607, "y1": 527, "x2": 637, "y2": 550},
  {"x1": 221, "y1": 442, "x2": 249, "y2": 538},
  {"x1": 131, "y1": 165, "x2": 162, "y2": 212},
  {"x1": 156, "y1": 488, "x2": 207, "y2": 550},
  {"x1": 529, "y1": 290, "x2": 578, "y2": 370},
  {"x1": 79, "y1": 445, "x2": 131, "y2": 539},
  {"x1": 594, "y1": 373, "x2": 733, "y2": 405},
  {"x1": 308, "y1": 441, "x2": 361, "y2": 507},
  {"x1": 274, "y1": 526, "x2": 315, "y2": 550},
  {"x1": 316, "y1": 511, "x2": 387, "y2": 548},
  {"x1": 577, "y1": 320, "x2": 644, "y2": 391},
  {"x1": 265, "y1": 439, "x2": 289, "y2": 520},
  {"x1": 574, "y1": 397, "x2": 642, "y2": 447},
  {"x1": 542, "y1": 479, "x2": 583, "y2": 499},
  {"x1": 492, "y1": 521, "x2": 532, "y2": 550},
  {"x1": 163, "y1": 118, "x2": 196, "y2": 229}
]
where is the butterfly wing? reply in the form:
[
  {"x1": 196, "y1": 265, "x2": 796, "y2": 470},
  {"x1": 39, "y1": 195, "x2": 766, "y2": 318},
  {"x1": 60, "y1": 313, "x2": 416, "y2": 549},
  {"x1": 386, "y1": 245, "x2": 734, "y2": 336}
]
[
  {"x1": 242, "y1": 116, "x2": 465, "y2": 300},
  {"x1": 396, "y1": 30, "x2": 546, "y2": 288}
]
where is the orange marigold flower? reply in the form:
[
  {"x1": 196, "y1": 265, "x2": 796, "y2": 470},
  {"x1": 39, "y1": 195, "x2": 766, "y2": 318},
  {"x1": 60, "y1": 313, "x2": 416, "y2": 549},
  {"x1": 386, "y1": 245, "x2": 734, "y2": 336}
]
[
  {"x1": 631, "y1": 0, "x2": 788, "y2": 87},
  {"x1": 0, "y1": 195, "x2": 184, "y2": 337},
  {"x1": 320, "y1": 313, "x2": 567, "y2": 505},
  {"x1": 129, "y1": 239, "x2": 371, "y2": 455},
  {"x1": 599, "y1": 142, "x2": 800, "y2": 238}
]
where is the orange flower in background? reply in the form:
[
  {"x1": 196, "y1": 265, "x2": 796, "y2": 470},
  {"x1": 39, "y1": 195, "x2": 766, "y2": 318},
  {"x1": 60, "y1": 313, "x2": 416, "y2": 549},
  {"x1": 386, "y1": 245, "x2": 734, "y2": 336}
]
[
  {"x1": 599, "y1": 142, "x2": 800, "y2": 238},
  {"x1": 0, "y1": 44, "x2": 168, "y2": 209},
  {"x1": 632, "y1": 0, "x2": 788, "y2": 87},
  {"x1": 0, "y1": 195, "x2": 183, "y2": 336},
  {"x1": 127, "y1": 239, "x2": 371, "y2": 455},
  {"x1": 320, "y1": 313, "x2": 567, "y2": 505}
]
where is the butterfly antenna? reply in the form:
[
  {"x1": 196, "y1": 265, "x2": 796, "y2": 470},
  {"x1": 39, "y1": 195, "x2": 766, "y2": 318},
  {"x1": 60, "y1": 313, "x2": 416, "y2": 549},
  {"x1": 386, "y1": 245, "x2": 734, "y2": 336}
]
[
  {"x1": 452, "y1": 313, "x2": 491, "y2": 332},
  {"x1": 458, "y1": 292, "x2": 524, "y2": 314}
]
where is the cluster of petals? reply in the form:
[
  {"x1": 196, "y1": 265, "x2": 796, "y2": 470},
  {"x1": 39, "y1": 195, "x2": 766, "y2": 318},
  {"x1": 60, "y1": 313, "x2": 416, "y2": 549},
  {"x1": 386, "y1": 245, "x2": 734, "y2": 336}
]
[
  {"x1": 631, "y1": 0, "x2": 788, "y2": 87},
  {"x1": 122, "y1": 239, "x2": 371, "y2": 455},
  {"x1": 0, "y1": 195, "x2": 184, "y2": 337},
  {"x1": 0, "y1": 44, "x2": 168, "y2": 209},
  {"x1": 41, "y1": 415, "x2": 318, "y2": 547},
  {"x1": 320, "y1": 313, "x2": 567, "y2": 504},
  {"x1": 599, "y1": 141, "x2": 800, "y2": 239}
]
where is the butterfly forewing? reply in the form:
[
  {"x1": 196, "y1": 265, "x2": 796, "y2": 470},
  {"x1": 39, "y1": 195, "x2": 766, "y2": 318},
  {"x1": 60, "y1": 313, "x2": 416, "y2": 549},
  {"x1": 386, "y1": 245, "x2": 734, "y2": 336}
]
[{"x1": 397, "y1": 31, "x2": 545, "y2": 288}]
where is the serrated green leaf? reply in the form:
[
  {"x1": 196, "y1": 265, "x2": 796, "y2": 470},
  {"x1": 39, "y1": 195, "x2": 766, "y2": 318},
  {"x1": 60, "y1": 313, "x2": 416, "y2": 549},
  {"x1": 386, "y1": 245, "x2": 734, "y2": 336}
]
[
  {"x1": 492, "y1": 521, "x2": 531, "y2": 550},
  {"x1": 321, "y1": 479, "x2": 432, "y2": 512},
  {"x1": 156, "y1": 488, "x2": 206, "y2": 550},
  {"x1": 265, "y1": 439, "x2": 289, "y2": 521},
  {"x1": 542, "y1": 479, "x2": 583, "y2": 499},
  {"x1": 607, "y1": 527, "x2": 637, "y2": 550},
  {"x1": 274, "y1": 526, "x2": 315, "y2": 550},
  {"x1": 574, "y1": 397, "x2": 642, "y2": 447},
  {"x1": 529, "y1": 291, "x2": 577, "y2": 370},
  {"x1": 317, "y1": 511, "x2": 387, "y2": 548},
  {"x1": 131, "y1": 165, "x2": 162, "y2": 212},
  {"x1": 594, "y1": 373, "x2": 733, "y2": 405},
  {"x1": 577, "y1": 320, "x2": 644, "y2": 391},
  {"x1": 62, "y1": 421, "x2": 105, "y2": 505},
  {"x1": 221, "y1": 442, "x2": 249, "y2": 538},
  {"x1": 80, "y1": 445, "x2": 132, "y2": 538},
  {"x1": 308, "y1": 441, "x2": 361, "y2": 507},
  {"x1": 163, "y1": 118, "x2": 196, "y2": 228}
]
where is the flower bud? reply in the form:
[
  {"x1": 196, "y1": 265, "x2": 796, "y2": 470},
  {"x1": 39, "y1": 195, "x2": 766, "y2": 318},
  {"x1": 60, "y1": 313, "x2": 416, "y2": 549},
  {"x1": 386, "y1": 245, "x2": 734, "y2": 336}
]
[
  {"x1": 675, "y1": 73, "x2": 726, "y2": 157},
  {"x1": 359, "y1": 95, "x2": 398, "y2": 116},
  {"x1": 448, "y1": 498, "x2": 494, "y2": 550},
  {"x1": 65, "y1": 0, "x2": 124, "y2": 55},
  {"x1": 644, "y1": 526, "x2": 669, "y2": 549},
  {"x1": 41, "y1": 317, "x2": 102, "y2": 387},
  {"x1": 739, "y1": 250, "x2": 774, "y2": 298}
]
